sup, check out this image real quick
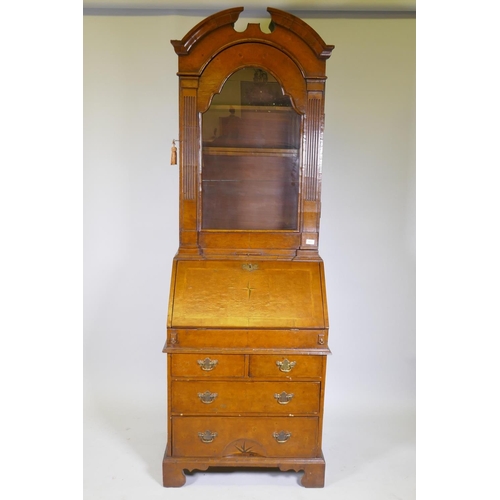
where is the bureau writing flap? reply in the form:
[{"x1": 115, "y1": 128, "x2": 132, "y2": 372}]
[{"x1": 169, "y1": 260, "x2": 327, "y2": 329}]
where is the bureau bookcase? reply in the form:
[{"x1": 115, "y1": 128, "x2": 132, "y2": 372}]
[{"x1": 162, "y1": 7, "x2": 333, "y2": 487}]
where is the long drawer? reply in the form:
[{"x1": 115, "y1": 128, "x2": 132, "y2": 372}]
[
  {"x1": 171, "y1": 381, "x2": 320, "y2": 414},
  {"x1": 172, "y1": 416, "x2": 319, "y2": 458}
]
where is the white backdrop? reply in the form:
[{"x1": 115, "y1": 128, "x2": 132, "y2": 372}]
[{"x1": 84, "y1": 11, "x2": 415, "y2": 499}]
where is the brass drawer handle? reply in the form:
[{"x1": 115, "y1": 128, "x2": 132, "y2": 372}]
[
  {"x1": 276, "y1": 359, "x2": 296, "y2": 373},
  {"x1": 198, "y1": 430, "x2": 217, "y2": 443},
  {"x1": 198, "y1": 390, "x2": 218, "y2": 404},
  {"x1": 197, "y1": 357, "x2": 218, "y2": 371},
  {"x1": 273, "y1": 431, "x2": 291, "y2": 443},
  {"x1": 274, "y1": 391, "x2": 294, "y2": 405}
]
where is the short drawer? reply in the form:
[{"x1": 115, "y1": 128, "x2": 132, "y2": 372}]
[
  {"x1": 172, "y1": 416, "x2": 319, "y2": 458},
  {"x1": 249, "y1": 354, "x2": 324, "y2": 379},
  {"x1": 170, "y1": 354, "x2": 245, "y2": 378},
  {"x1": 171, "y1": 381, "x2": 320, "y2": 414}
]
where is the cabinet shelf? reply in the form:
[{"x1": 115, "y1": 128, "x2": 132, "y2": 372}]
[
  {"x1": 203, "y1": 146, "x2": 299, "y2": 157},
  {"x1": 207, "y1": 104, "x2": 296, "y2": 114}
]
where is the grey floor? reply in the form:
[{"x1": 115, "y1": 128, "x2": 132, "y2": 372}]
[{"x1": 84, "y1": 392, "x2": 415, "y2": 500}]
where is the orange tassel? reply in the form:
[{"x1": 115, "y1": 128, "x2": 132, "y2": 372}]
[{"x1": 170, "y1": 140, "x2": 178, "y2": 165}]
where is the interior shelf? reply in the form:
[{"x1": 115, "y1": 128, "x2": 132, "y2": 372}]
[{"x1": 203, "y1": 147, "x2": 299, "y2": 157}]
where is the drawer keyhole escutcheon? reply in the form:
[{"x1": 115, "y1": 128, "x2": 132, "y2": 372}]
[
  {"x1": 198, "y1": 390, "x2": 218, "y2": 404},
  {"x1": 274, "y1": 391, "x2": 294, "y2": 405},
  {"x1": 273, "y1": 431, "x2": 292, "y2": 443},
  {"x1": 198, "y1": 430, "x2": 217, "y2": 443},
  {"x1": 242, "y1": 263, "x2": 258, "y2": 271},
  {"x1": 276, "y1": 359, "x2": 296, "y2": 373},
  {"x1": 197, "y1": 357, "x2": 218, "y2": 371}
]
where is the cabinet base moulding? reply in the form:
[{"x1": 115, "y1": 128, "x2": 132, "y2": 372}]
[{"x1": 162, "y1": 449, "x2": 326, "y2": 488}]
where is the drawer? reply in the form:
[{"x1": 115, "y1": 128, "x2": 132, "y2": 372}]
[
  {"x1": 172, "y1": 416, "x2": 319, "y2": 458},
  {"x1": 171, "y1": 381, "x2": 320, "y2": 414},
  {"x1": 168, "y1": 329, "x2": 329, "y2": 350},
  {"x1": 249, "y1": 354, "x2": 324, "y2": 379},
  {"x1": 170, "y1": 354, "x2": 245, "y2": 378}
]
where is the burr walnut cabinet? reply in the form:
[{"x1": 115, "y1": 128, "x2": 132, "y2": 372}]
[{"x1": 162, "y1": 7, "x2": 333, "y2": 488}]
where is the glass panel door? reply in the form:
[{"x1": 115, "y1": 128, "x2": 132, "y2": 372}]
[{"x1": 202, "y1": 68, "x2": 300, "y2": 230}]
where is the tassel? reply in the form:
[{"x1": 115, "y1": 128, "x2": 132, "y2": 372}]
[{"x1": 170, "y1": 140, "x2": 178, "y2": 165}]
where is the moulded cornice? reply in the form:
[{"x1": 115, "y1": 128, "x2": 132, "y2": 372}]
[{"x1": 171, "y1": 7, "x2": 334, "y2": 61}]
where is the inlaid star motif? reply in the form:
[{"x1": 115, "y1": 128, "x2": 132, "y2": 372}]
[{"x1": 242, "y1": 282, "x2": 255, "y2": 299}]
